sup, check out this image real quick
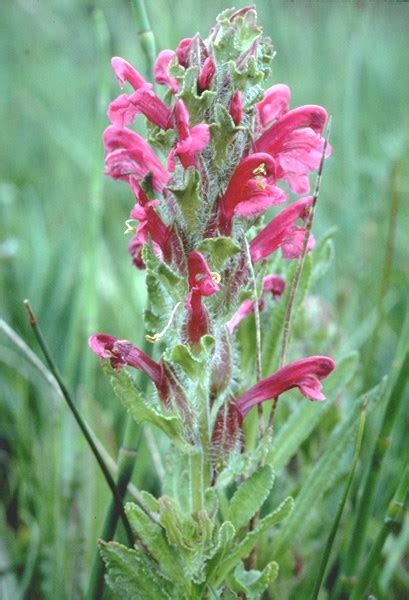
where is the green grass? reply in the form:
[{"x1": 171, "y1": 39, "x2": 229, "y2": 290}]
[{"x1": 1, "y1": 0, "x2": 408, "y2": 598}]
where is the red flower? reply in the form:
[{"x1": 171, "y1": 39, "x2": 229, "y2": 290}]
[
  {"x1": 255, "y1": 104, "x2": 329, "y2": 194},
  {"x1": 175, "y1": 38, "x2": 193, "y2": 67},
  {"x1": 104, "y1": 125, "x2": 170, "y2": 193},
  {"x1": 185, "y1": 251, "x2": 219, "y2": 344},
  {"x1": 88, "y1": 333, "x2": 170, "y2": 402},
  {"x1": 198, "y1": 57, "x2": 216, "y2": 92},
  {"x1": 154, "y1": 50, "x2": 179, "y2": 93},
  {"x1": 249, "y1": 196, "x2": 315, "y2": 263},
  {"x1": 108, "y1": 56, "x2": 172, "y2": 129},
  {"x1": 218, "y1": 153, "x2": 287, "y2": 235},
  {"x1": 127, "y1": 186, "x2": 172, "y2": 268},
  {"x1": 168, "y1": 100, "x2": 210, "y2": 171},
  {"x1": 236, "y1": 356, "x2": 336, "y2": 417},
  {"x1": 256, "y1": 84, "x2": 291, "y2": 129}
]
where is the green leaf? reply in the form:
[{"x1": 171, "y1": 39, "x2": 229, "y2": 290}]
[
  {"x1": 99, "y1": 541, "x2": 173, "y2": 600},
  {"x1": 198, "y1": 237, "x2": 241, "y2": 271},
  {"x1": 125, "y1": 502, "x2": 186, "y2": 586},
  {"x1": 178, "y1": 66, "x2": 216, "y2": 121},
  {"x1": 168, "y1": 167, "x2": 203, "y2": 231},
  {"x1": 231, "y1": 560, "x2": 279, "y2": 598},
  {"x1": 210, "y1": 104, "x2": 241, "y2": 164},
  {"x1": 214, "y1": 497, "x2": 294, "y2": 585},
  {"x1": 108, "y1": 367, "x2": 183, "y2": 443},
  {"x1": 227, "y1": 465, "x2": 275, "y2": 530},
  {"x1": 168, "y1": 336, "x2": 214, "y2": 379},
  {"x1": 159, "y1": 495, "x2": 196, "y2": 550}
]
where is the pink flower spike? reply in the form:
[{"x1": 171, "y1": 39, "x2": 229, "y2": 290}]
[
  {"x1": 154, "y1": 50, "x2": 179, "y2": 93},
  {"x1": 170, "y1": 100, "x2": 210, "y2": 170},
  {"x1": 218, "y1": 153, "x2": 286, "y2": 234},
  {"x1": 229, "y1": 90, "x2": 243, "y2": 126},
  {"x1": 111, "y1": 57, "x2": 146, "y2": 90},
  {"x1": 88, "y1": 333, "x2": 169, "y2": 398},
  {"x1": 250, "y1": 196, "x2": 314, "y2": 263},
  {"x1": 176, "y1": 38, "x2": 193, "y2": 67},
  {"x1": 256, "y1": 84, "x2": 291, "y2": 128},
  {"x1": 104, "y1": 125, "x2": 170, "y2": 192},
  {"x1": 236, "y1": 356, "x2": 336, "y2": 417},
  {"x1": 198, "y1": 57, "x2": 216, "y2": 92}
]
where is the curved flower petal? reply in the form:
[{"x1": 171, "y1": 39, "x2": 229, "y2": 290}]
[
  {"x1": 256, "y1": 83, "x2": 291, "y2": 128},
  {"x1": 111, "y1": 57, "x2": 146, "y2": 90},
  {"x1": 229, "y1": 90, "x2": 243, "y2": 125},
  {"x1": 175, "y1": 37, "x2": 193, "y2": 67},
  {"x1": 154, "y1": 49, "x2": 179, "y2": 92},
  {"x1": 104, "y1": 125, "x2": 170, "y2": 192},
  {"x1": 250, "y1": 196, "x2": 314, "y2": 263},
  {"x1": 198, "y1": 57, "x2": 216, "y2": 92},
  {"x1": 236, "y1": 355, "x2": 335, "y2": 416}
]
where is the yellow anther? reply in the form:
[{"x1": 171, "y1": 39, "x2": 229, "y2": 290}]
[
  {"x1": 145, "y1": 302, "x2": 181, "y2": 343},
  {"x1": 145, "y1": 333, "x2": 161, "y2": 343},
  {"x1": 211, "y1": 271, "x2": 221, "y2": 284},
  {"x1": 124, "y1": 219, "x2": 137, "y2": 234},
  {"x1": 253, "y1": 162, "x2": 267, "y2": 176}
]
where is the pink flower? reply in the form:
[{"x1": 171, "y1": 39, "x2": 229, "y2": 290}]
[
  {"x1": 226, "y1": 274, "x2": 285, "y2": 334},
  {"x1": 88, "y1": 333, "x2": 170, "y2": 401},
  {"x1": 127, "y1": 187, "x2": 171, "y2": 268},
  {"x1": 249, "y1": 196, "x2": 315, "y2": 263},
  {"x1": 263, "y1": 274, "x2": 286, "y2": 298},
  {"x1": 255, "y1": 104, "x2": 329, "y2": 194},
  {"x1": 256, "y1": 84, "x2": 291, "y2": 129},
  {"x1": 198, "y1": 57, "x2": 216, "y2": 92},
  {"x1": 168, "y1": 100, "x2": 210, "y2": 171},
  {"x1": 175, "y1": 38, "x2": 193, "y2": 67},
  {"x1": 104, "y1": 125, "x2": 170, "y2": 193},
  {"x1": 236, "y1": 356, "x2": 336, "y2": 417},
  {"x1": 109, "y1": 56, "x2": 172, "y2": 129},
  {"x1": 111, "y1": 57, "x2": 146, "y2": 90},
  {"x1": 108, "y1": 87, "x2": 172, "y2": 129},
  {"x1": 154, "y1": 50, "x2": 179, "y2": 93},
  {"x1": 185, "y1": 251, "x2": 219, "y2": 344},
  {"x1": 218, "y1": 153, "x2": 287, "y2": 235},
  {"x1": 229, "y1": 90, "x2": 243, "y2": 126}
]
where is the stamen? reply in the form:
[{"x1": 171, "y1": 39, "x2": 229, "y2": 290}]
[
  {"x1": 145, "y1": 302, "x2": 181, "y2": 343},
  {"x1": 255, "y1": 177, "x2": 266, "y2": 191},
  {"x1": 124, "y1": 219, "x2": 137, "y2": 234},
  {"x1": 210, "y1": 272, "x2": 221, "y2": 284},
  {"x1": 253, "y1": 162, "x2": 267, "y2": 176}
]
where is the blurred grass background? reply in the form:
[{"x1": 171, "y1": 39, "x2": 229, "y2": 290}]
[{"x1": 1, "y1": 0, "x2": 408, "y2": 597}]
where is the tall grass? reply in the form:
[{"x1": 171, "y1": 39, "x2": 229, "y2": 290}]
[{"x1": 1, "y1": 0, "x2": 408, "y2": 597}]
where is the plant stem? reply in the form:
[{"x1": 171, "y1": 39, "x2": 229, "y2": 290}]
[
  {"x1": 190, "y1": 450, "x2": 205, "y2": 513},
  {"x1": 350, "y1": 465, "x2": 408, "y2": 600},
  {"x1": 131, "y1": 0, "x2": 156, "y2": 80},
  {"x1": 23, "y1": 300, "x2": 134, "y2": 546}
]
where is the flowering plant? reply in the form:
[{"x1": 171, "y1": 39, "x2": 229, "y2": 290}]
[{"x1": 90, "y1": 6, "x2": 338, "y2": 597}]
